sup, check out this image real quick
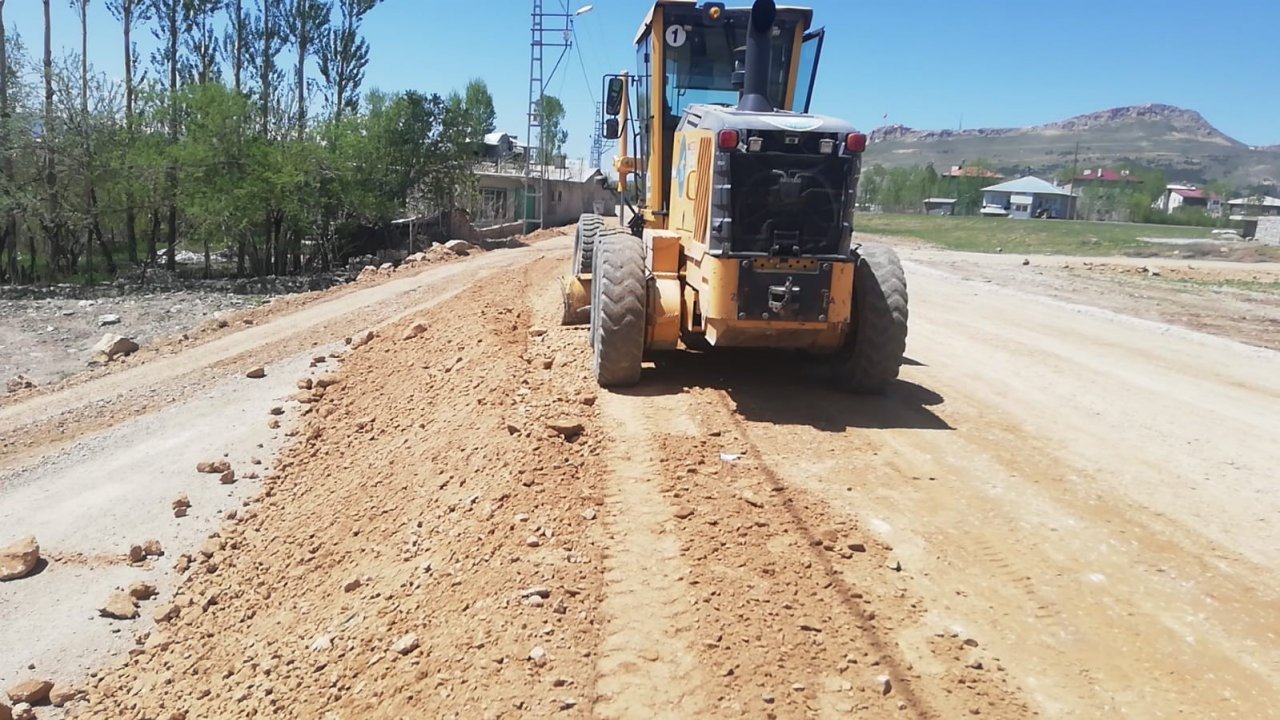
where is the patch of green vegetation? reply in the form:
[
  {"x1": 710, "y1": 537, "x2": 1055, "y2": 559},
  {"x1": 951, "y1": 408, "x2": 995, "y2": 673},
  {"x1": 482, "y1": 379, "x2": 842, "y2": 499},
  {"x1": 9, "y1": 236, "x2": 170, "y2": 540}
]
[
  {"x1": 1165, "y1": 278, "x2": 1280, "y2": 295},
  {"x1": 856, "y1": 213, "x2": 1215, "y2": 256}
]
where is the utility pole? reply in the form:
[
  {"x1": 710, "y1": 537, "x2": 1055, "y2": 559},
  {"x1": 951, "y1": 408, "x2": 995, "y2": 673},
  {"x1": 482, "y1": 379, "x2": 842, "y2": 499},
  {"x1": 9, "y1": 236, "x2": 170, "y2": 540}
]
[
  {"x1": 589, "y1": 99, "x2": 604, "y2": 169},
  {"x1": 1070, "y1": 141, "x2": 1080, "y2": 220},
  {"x1": 525, "y1": 1, "x2": 590, "y2": 231}
]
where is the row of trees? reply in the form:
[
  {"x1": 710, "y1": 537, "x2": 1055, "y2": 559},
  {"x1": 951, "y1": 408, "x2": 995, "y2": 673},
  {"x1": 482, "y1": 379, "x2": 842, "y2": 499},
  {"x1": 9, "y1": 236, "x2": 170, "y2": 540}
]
[
  {"x1": 0, "y1": 0, "x2": 515, "y2": 285},
  {"x1": 858, "y1": 163, "x2": 996, "y2": 215}
]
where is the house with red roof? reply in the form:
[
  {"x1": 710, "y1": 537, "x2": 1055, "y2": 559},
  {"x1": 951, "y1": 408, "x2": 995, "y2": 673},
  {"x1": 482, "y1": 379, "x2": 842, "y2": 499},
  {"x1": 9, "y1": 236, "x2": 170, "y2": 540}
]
[
  {"x1": 1066, "y1": 168, "x2": 1142, "y2": 194},
  {"x1": 1154, "y1": 184, "x2": 1223, "y2": 216}
]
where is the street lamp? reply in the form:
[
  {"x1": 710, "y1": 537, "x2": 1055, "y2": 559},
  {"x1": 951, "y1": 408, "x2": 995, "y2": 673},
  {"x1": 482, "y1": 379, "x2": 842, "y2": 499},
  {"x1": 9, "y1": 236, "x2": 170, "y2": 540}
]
[{"x1": 575, "y1": 5, "x2": 594, "y2": 15}]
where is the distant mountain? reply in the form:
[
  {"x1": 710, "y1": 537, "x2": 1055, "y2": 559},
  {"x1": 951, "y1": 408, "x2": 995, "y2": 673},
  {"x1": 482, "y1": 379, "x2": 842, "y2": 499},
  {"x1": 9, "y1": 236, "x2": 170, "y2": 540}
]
[{"x1": 864, "y1": 104, "x2": 1278, "y2": 187}]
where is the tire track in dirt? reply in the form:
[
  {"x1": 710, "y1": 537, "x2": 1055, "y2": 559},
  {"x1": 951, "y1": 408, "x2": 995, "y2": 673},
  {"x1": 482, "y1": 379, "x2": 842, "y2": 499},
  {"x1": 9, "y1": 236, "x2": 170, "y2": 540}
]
[
  {"x1": 632, "y1": 377, "x2": 1031, "y2": 719},
  {"x1": 706, "y1": 347, "x2": 1280, "y2": 717},
  {"x1": 591, "y1": 392, "x2": 713, "y2": 718}
]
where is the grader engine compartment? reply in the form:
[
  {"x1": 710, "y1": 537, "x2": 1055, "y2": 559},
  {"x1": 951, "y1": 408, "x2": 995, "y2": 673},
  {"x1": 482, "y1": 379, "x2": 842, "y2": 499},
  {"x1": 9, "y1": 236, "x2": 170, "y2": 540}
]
[{"x1": 714, "y1": 128, "x2": 860, "y2": 258}]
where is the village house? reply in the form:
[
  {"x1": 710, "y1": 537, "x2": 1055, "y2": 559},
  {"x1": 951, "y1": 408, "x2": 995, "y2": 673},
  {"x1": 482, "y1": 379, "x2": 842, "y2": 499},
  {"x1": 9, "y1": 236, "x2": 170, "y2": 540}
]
[
  {"x1": 473, "y1": 131, "x2": 615, "y2": 230},
  {"x1": 1154, "y1": 184, "x2": 1223, "y2": 215},
  {"x1": 1226, "y1": 195, "x2": 1280, "y2": 218},
  {"x1": 980, "y1": 176, "x2": 1076, "y2": 219},
  {"x1": 1066, "y1": 168, "x2": 1143, "y2": 221}
]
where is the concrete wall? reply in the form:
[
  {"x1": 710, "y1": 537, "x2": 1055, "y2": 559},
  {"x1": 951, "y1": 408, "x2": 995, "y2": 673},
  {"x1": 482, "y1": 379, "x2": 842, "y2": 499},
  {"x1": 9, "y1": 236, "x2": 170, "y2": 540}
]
[
  {"x1": 476, "y1": 174, "x2": 615, "y2": 228},
  {"x1": 1257, "y1": 217, "x2": 1280, "y2": 246}
]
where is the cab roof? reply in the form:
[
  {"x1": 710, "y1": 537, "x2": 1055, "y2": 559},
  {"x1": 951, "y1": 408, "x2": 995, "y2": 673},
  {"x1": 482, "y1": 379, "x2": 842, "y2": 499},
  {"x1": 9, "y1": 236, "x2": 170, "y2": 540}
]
[{"x1": 634, "y1": 0, "x2": 815, "y2": 45}]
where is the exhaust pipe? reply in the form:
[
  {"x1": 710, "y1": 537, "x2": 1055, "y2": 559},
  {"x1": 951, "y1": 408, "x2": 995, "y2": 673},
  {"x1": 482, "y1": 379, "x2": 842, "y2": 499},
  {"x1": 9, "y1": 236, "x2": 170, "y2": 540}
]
[{"x1": 737, "y1": 0, "x2": 776, "y2": 113}]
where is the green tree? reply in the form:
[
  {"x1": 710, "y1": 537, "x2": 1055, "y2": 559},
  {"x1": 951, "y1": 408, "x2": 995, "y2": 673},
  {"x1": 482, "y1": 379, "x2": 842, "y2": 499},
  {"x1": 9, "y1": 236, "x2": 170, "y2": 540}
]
[
  {"x1": 463, "y1": 78, "x2": 495, "y2": 137},
  {"x1": 537, "y1": 93, "x2": 566, "y2": 166},
  {"x1": 283, "y1": 0, "x2": 330, "y2": 136},
  {"x1": 317, "y1": 0, "x2": 379, "y2": 121}
]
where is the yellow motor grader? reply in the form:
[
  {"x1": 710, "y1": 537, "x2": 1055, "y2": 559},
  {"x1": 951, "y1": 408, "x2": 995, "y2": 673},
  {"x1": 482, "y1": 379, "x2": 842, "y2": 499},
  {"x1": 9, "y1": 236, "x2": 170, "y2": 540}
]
[{"x1": 562, "y1": 0, "x2": 908, "y2": 392}]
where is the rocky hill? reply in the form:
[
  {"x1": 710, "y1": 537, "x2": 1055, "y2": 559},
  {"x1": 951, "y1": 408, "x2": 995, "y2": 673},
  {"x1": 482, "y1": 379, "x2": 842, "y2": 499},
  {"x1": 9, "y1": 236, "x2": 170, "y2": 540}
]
[{"x1": 865, "y1": 104, "x2": 1278, "y2": 186}]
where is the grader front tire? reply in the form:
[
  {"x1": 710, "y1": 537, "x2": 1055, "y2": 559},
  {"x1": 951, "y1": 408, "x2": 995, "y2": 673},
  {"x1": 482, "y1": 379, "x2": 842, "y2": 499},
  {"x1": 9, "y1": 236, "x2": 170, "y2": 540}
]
[
  {"x1": 590, "y1": 229, "x2": 647, "y2": 387},
  {"x1": 835, "y1": 244, "x2": 909, "y2": 394}
]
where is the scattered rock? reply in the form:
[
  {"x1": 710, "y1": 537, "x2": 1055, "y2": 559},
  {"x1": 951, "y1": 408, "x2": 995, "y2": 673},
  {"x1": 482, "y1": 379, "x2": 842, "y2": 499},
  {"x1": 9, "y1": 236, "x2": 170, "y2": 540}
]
[
  {"x1": 267, "y1": 418, "x2": 281, "y2": 430},
  {"x1": 963, "y1": 638, "x2": 980, "y2": 648},
  {"x1": 876, "y1": 675, "x2": 893, "y2": 696},
  {"x1": 10, "y1": 704, "x2": 32, "y2": 720},
  {"x1": 886, "y1": 559, "x2": 902, "y2": 572},
  {"x1": 528, "y1": 646, "x2": 547, "y2": 666},
  {"x1": 546, "y1": 419, "x2": 585, "y2": 439},
  {"x1": 6, "y1": 679, "x2": 53, "y2": 705},
  {"x1": 527, "y1": 327, "x2": 548, "y2": 338},
  {"x1": 218, "y1": 469, "x2": 237, "y2": 485},
  {"x1": 296, "y1": 378, "x2": 313, "y2": 390},
  {"x1": 128, "y1": 582, "x2": 158, "y2": 601},
  {"x1": 520, "y1": 587, "x2": 552, "y2": 599},
  {"x1": 5, "y1": 375, "x2": 36, "y2": 394},
  {"x1": 127, "y1": 544, "x2": 147, "y2": 564},
  {"x1": 172, "y1": 494, "x2": 191, "y2": 518},
  {"x1": 314, "y1": 375, "x2": 340, "y2": 389},
  {"x1": 342, "y1": 577, "x2": 362, "y2": 593},
  {"x1": 0, "y1": 701, "x2": 8, "y2": 720},
  {"x1": 392, "y1": 633, "x2": 419, "y2": 655},
  {"x1": 673, "y1": 505, "x2": 695, "y2": 520},
  {"x1": 269, "y1": 406, "x2": 285, "y2": 416},
  {"x1": 153, "y1": 603, "x2": 181, "y2": 623},
  {"x1": 90, "y1": 333, "x2": 139, "y2": 361},
  {"x1": 308, "y1": 634, "x2": 333, "y2": 652},
  {"x1": 142, "y1": 539, "x2": 164, "y2": 557},
  {"x1": 400, "y1": 321, "x2": 428, "y2": 341},
  {"x1": 444, "y1": 239, "x2": 473, "y2": 255},
  {"x1": 525, "y1": 536, "x2": 542, "y2": 548},
  {"x1": 245, "y1": 366, "x2": 266, "y2": 379},
  {"x1": 99, "y1": 591, "x2": 140, "y2": 620},
  {"x1": 196, "y1": 460, "x2": 231, "y2": 474},
  {"x1": 580, "y1": 508, "x2": 597, "y2": 521},
  {"x1": 798, "y1": 620, "x2": 823, "y2": 632},
  {"x1": 48, "y1": 684, "x2": 78, "y2": 707},
  {"x1": 97, "y1": 313, "x2": 122, "y2": 326},
  {"x1": 847, "y1": 542, "x2": 867, "y2": 553},
  {"x1": 740, "y1": 491, "x2": 764, "y2": 508},
  {"x1": 0, "y1": 536, "x2": 40, "y2": 581},
  {"x1": 1021, "y1": 258, "x2": 1030, "y2": 266}
]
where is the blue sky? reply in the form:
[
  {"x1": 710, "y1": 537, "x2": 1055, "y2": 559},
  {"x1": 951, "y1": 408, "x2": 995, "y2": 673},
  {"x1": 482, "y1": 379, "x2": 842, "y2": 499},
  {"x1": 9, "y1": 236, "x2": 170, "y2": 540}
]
[{"x1": 7, "y1": 0, "x2": 1279, "y2": 165}]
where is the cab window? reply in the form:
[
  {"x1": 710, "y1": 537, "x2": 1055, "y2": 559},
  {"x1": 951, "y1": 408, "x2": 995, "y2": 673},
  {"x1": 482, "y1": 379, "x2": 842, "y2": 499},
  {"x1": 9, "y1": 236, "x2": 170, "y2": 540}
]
[{"x1": 662, "y1": 16, "x2": 797, "y2": 118}]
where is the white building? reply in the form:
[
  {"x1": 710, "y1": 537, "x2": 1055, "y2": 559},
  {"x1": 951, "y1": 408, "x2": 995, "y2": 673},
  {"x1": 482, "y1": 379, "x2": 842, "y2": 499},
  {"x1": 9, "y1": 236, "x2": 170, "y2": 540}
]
[{"x1": 980, "y1": 176, "x2": 1076, "y2": 219}]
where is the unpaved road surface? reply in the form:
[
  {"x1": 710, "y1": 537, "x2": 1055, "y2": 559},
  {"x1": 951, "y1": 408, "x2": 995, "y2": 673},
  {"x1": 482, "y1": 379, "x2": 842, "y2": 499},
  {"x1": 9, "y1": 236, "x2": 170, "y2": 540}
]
[{"x1": 2, "y1": 234, "x2": 1278, "y2": 719}]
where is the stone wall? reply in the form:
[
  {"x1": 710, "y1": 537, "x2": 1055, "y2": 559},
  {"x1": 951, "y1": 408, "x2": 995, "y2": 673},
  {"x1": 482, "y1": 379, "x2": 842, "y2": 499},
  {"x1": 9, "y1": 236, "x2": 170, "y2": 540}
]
[
  {"x1": 0, "y1": 273, "x2": 353, "y2": 301},
  {"x1": 1256, "y1": 217, "x2": 1280, "y2": 246}
]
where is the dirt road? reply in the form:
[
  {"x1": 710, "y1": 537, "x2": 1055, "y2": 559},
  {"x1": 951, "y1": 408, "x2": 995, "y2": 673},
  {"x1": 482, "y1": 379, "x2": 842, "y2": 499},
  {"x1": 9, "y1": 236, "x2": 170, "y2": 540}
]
[{"x1": 3, "y1": 236, "x2": 1277, "y2": 718}]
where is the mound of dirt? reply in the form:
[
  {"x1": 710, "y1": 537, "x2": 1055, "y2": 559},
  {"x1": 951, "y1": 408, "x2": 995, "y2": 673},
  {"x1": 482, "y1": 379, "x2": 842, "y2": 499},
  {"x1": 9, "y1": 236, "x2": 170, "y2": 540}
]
[{"x1": 75, "y1": 260, "x2": 609, "y2": 718}]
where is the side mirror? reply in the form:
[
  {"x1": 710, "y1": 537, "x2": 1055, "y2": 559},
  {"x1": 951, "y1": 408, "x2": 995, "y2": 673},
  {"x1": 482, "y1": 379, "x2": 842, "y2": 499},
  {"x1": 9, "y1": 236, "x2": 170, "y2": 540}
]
[
  {"x1": 605, "y1": 77, "x2": 625, "y2": 117},
  {"x1": 604, "y1": 117, "x2": 620, "y2": 140}
]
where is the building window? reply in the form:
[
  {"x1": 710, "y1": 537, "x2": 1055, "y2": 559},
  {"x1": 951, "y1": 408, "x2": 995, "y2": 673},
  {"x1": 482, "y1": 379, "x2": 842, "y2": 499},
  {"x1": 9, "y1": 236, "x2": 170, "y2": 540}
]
[{"x1": 480, "y1": 188, "x2": 508, "y2": 222}]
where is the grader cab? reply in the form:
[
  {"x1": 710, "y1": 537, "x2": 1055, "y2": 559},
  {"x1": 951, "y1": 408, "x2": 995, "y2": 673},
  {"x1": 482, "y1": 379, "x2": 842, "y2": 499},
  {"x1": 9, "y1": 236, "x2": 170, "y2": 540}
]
[{"x1": 562, "y1": 0, "x2": 908, "y2": 392}]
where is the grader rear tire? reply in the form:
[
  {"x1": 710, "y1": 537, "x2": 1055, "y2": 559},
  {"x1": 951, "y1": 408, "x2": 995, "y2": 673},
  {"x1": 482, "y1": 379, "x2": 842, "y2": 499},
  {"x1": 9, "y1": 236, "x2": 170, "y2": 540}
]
[
  {"x1": 834, "y1": 244, "x2": 909, "y2": 394},
  {"x1": 590, "y1": 228, "x2": 647, "y2": 387},
  {"x1": 574, "y1": 213, "x2": 604, "y2": 275}
]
